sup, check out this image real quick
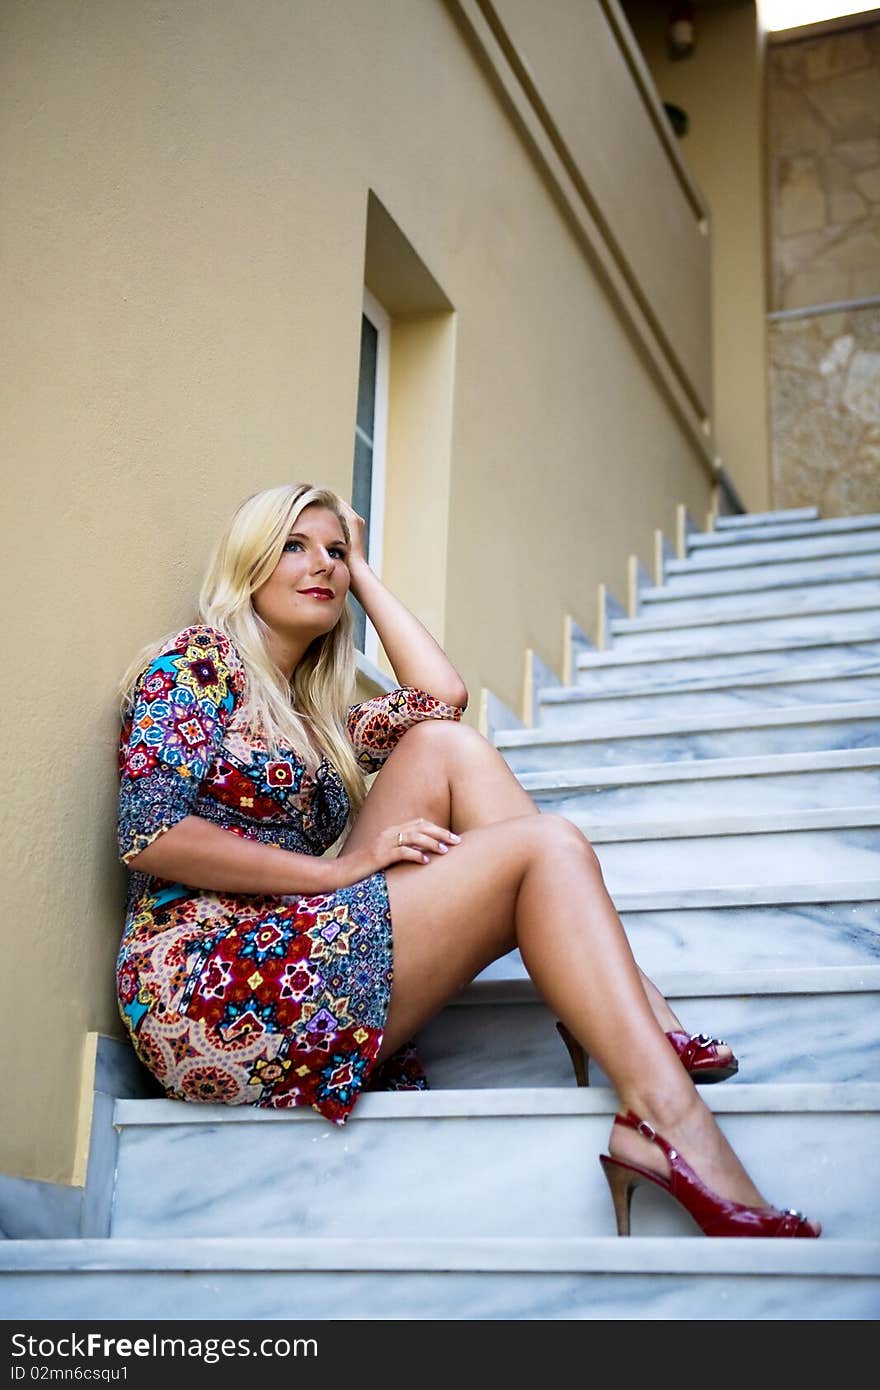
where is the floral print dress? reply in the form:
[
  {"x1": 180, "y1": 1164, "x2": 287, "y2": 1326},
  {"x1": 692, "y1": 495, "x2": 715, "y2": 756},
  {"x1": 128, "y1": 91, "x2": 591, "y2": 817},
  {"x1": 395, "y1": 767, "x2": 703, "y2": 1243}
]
[{"x1": 116, "y1": 624, "x2": 462, "y2": 1125}]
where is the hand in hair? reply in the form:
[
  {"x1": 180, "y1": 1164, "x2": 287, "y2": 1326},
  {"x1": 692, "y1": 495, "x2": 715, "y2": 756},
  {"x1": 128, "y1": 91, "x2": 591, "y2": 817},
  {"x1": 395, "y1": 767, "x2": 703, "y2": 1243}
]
[{"x1": 335, "y1": 498, "x2": 369, "y2": 569}]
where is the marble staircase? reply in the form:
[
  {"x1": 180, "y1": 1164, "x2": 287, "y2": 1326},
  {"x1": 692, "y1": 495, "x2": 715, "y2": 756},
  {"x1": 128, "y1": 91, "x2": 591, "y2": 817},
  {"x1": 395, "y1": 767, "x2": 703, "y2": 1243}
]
[{"x1": 3, "y1": 504, "x2": 879, "y2": 1319}]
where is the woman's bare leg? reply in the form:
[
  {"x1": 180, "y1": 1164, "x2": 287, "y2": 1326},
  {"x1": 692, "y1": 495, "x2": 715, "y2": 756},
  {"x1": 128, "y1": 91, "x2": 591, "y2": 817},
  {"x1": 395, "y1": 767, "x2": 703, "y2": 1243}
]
[
  {"x1": 365, "y1": 810, "x2": 814, "y2": 1222},
  {"x1": 336, "y1": 721, "x2": 817, "y2": 1224},
  {"x1": 342, "y1": 720, "x2": 725, "y2": 1047}
]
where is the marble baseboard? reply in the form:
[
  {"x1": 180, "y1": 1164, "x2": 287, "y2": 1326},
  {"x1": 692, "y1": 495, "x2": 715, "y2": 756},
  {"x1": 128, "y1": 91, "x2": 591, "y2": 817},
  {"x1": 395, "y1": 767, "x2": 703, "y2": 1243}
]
[
  {"x1": 0, "y1": 1178, "x2": 82, "y2": 1241},
  {"x1": 109, "y1": 1086, "x2": 880, "y2": 1241},
  {"x1": 0, "y1": 1034, "x2": 161, "y2": 1240},
  {"x1": 481, "y1": 688, "x2": 523, "y2": 742},
  {"x1": 566, "y1": 617, "x2": 594, "y2": 670}
]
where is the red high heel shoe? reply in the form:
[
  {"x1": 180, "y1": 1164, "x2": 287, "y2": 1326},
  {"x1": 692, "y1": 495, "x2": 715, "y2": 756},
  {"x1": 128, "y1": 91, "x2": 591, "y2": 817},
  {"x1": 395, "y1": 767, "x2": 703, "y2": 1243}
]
[
  {"x1": 556, "y1": 1020, "x2": 738, "y2": 1086},
  {"x1": 600, "y1": 1109, "x2": 820, "y2": 1238}
]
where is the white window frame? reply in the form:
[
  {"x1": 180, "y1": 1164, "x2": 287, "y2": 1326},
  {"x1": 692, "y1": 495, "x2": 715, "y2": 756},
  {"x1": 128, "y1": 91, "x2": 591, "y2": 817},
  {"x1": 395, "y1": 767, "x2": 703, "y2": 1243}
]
[{"x1": 358, "y1": 286, "x2": 390, "y2": 666}]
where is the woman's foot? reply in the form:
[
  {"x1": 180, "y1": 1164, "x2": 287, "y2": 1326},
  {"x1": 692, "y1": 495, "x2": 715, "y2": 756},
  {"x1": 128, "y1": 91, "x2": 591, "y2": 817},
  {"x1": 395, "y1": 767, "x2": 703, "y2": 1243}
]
[
  {"x1": 640, "y1": 974, "x2": 738, "y2": 1079},
  {"x1": 607, "y1": 1092, "x2": 821, "y2": 1236},
  {"x1": 556, "y1": 1018, "x2": 738, "y2": 1086}
]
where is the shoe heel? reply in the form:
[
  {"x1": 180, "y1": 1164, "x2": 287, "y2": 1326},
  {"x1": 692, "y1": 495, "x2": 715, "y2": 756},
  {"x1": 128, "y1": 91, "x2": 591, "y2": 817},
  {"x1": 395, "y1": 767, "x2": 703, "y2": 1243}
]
[
  {"x1": 600, "y1": 1155, "x2": 635, "y2": 1237},
  {"x1": 604, "y1": 1109, "x2": 820, "y2": 1239},
  {"x1": 555, "y1": 1020, "x2": 590, "y2": 1087}
]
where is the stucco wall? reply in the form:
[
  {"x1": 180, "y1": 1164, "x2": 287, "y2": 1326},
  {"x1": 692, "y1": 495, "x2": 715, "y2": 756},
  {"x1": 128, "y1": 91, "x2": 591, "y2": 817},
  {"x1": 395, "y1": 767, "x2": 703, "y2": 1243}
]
[
  {"x1": 622, "y1": 0, "x2": 771, "y2": 512},
  {"x1": 2, "y1": 0, "x2": 711, "y2": 1182}
]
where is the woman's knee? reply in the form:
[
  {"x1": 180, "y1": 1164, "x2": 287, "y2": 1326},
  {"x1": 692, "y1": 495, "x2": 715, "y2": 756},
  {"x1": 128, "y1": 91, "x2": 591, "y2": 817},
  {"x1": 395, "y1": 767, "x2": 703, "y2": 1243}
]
[
  {"x1": 395, "y1": 716, "x2": 487, "y2": 762},
  {"x1": 527, "y1": 813, "x2": 602, "y2": 870}
]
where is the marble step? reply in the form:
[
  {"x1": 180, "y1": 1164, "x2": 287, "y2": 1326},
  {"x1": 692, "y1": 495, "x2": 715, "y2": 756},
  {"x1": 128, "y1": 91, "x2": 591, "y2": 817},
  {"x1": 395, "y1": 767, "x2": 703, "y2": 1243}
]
[
  {"x1": 622, "y1": 579, "x2": 880, "y2": 631},
  {"x1": 474, "y1": 882, "x2": 880, "y2": 975},
  {"x1": 418, "y1": 967, "x2": 880, "y2": 1089},
  {"x1": 689, "y1": 512, "x2": 880, "y2": 551},
  {"x1": 500, "y1": 701, "x2": 880, "y2": 768},
  {"x1": 661, "y1": 551, "x2": 880, "y2": 596},
  {"x1": 714, "y1": 507, "x2": 820, "y2": 530},
  {"x1": 2, "y1": 1236, "x2": 877, "y2": 1320},
  {"x1": 523, "y1": 749, "x2": 880, "y2": 821},
  {"x1": 668, "y1": 529, "x2": 880, "y2": 574},
  {"x1": 109, "y1": 1084, "x2": 880, "y2": 1241},
  {"x1": 639, "y1": 572, "x2": 878, "y2": 622},
  {"x1": 571, "y1": 633, "x2": 880, "y2": 693},
  {"x1": 585, "y1": 809, "x2": 880, "y2": 895},
  {"x1": 606, "y1": 608, "x2": 880, "y2": 658},
  {"x1": 538, "y1": 671, "x2": 880, "y2": 725}
]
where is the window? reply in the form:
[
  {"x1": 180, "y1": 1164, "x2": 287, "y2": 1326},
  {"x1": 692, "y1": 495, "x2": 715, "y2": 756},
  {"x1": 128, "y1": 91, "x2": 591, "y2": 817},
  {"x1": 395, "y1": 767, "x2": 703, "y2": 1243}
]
[{"x1": 350, "y1": 287, "x2": 389, "y2": 660}]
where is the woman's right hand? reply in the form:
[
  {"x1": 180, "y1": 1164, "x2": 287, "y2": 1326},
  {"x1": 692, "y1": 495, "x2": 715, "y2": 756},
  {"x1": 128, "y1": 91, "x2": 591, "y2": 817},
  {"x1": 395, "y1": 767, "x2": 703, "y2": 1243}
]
[{"x1": 337, "y1": 819, "x2": 461, "y2": 885}]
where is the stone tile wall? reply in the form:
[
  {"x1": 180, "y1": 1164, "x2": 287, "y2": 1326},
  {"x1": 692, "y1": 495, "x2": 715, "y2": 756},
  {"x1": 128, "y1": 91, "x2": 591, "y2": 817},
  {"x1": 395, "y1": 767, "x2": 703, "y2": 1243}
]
[
  {"x1": 769, "y1": 303, "x2": 880, "y2": 515},
  {"x1": 768, "y1": 22, "x2": 880, "y2": 514},
  {"x1": 769, "y1": 22, "x2": 880, "y2": 310}
]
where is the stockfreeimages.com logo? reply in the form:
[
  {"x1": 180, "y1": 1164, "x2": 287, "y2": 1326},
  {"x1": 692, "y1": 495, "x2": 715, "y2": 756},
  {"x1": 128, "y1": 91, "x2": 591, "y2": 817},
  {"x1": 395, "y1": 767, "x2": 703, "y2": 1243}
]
[{"x1": 10, "y1": 1333, "x2": 317, "y2": 1368}]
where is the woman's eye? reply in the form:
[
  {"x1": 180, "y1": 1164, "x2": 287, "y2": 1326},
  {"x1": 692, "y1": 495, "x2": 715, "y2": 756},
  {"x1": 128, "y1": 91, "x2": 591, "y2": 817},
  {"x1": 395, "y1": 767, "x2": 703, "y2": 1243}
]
[
  {"x1": 283, "y1": 540, "x2": 303, "y2": 553},
  {"x1": 330, "y1": 548, "x2": 347, "y2": 560}
]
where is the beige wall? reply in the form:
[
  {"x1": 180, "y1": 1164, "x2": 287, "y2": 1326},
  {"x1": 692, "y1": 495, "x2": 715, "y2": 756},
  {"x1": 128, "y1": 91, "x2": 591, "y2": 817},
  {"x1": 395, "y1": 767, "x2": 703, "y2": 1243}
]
[
  {"x1": 622, "y1": 0, "x2": 772, "y2": 511},
  {"x1": 2, "y1": 0, "x2": 712, "y2": 1183}
]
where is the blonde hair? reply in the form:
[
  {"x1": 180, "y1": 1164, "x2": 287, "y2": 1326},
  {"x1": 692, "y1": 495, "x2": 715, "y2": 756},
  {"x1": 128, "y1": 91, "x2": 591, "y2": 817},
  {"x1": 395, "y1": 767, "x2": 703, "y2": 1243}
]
[{"x1": 118, "y1": 483, "x2": 367, "y2": 819}]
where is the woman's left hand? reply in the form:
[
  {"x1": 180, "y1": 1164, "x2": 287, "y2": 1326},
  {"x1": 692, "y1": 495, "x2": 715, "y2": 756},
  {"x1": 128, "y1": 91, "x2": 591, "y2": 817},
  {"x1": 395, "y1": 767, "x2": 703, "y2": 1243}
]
[{"x1": 336, "y1": 499, "x2": 369, "y2": 571}]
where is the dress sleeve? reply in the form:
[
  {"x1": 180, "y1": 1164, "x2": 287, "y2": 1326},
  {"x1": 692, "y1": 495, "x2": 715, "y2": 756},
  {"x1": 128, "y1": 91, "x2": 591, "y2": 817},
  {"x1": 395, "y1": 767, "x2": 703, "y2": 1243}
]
[
  {"x1": 117, "y1": 626, "x2": 246, "y2": 865},
  {"x1": 346, "y1": 685, "x2": 463, "y2": 774}
]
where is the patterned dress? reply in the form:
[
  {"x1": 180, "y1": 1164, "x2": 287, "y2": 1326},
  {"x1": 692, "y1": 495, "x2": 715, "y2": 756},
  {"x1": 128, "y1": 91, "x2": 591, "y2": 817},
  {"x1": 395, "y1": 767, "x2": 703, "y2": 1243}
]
[{"x1": 116, "y1": 624, "x2": 463, "y2": 1125}]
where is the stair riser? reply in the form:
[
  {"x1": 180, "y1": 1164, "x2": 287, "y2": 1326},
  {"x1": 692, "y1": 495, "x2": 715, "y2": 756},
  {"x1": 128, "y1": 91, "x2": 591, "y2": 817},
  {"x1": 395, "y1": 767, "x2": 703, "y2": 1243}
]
[
  {"x1": 418, "y1": 991, "x2": 879, "y2": 1088},
  {"x1": 483, "y1": 900, "x2": 880, "y2": 978},
  {"x1": 592, "y1": 827, "x2": 880, "y2": 895},
  {"x1": 477, "y1": 901, "x2": 880, "y2": 978},
  {"x1": 639, "y1": 576, "x2": 880, "y2": 623},
  {"x1": 677, "y1": 531, "x2": 880, "y2": 571},
  {"x1": 662, "y1": 553, "x2": 880, "y2": 596},
  {"x1": 539, "y1": 677, "x2": 880, "y2": 725},
  {"x1": 574, "y1": 641, "x2": 880, "y2": 693},
  {"x1": 691, "y1": 516, "x2": 880, "y2": 549},
  {"x1": 609, "y1": 609, "x2": 880, "y2": 657},
  {"x1": 716, "y1": 507, "x2": 820, "y2": 529},
  {"x1": 503, "y1": 717, "x2": 880, "y2": 771},
  {"x1": 628, "y1": 900, "x2": 880, "y2": 971},
  {"x1": 3, "y1": 1268, "x2": 876, "y2": 1320},
  {"x1": 533, "y1": 767, "x2": 880, "y2": 822},
  {"x1": 110, "y1": 1108, "x2": 878, "y2": 1240}
]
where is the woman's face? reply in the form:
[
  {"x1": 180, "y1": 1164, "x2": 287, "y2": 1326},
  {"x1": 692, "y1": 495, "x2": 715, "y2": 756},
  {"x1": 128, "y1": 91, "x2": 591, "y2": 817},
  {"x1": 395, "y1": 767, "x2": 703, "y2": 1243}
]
[{"x1": 252, "y1": 503, "x2": 350, "y2": 644}]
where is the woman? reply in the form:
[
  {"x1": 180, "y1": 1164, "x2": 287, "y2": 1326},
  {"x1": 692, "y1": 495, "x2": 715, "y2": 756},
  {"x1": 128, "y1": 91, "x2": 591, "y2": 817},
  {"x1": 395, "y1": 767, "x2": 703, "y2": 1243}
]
[{"x1": 116, "y1": 482, "x2": 820, "y2": 1238}]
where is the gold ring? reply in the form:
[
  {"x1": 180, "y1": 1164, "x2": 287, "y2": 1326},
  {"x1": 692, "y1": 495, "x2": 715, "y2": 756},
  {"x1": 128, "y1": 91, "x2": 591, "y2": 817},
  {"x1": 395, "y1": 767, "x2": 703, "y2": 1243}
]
[{"x1": 397, "y1": 831, "x2": 403, "y2": 847}]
